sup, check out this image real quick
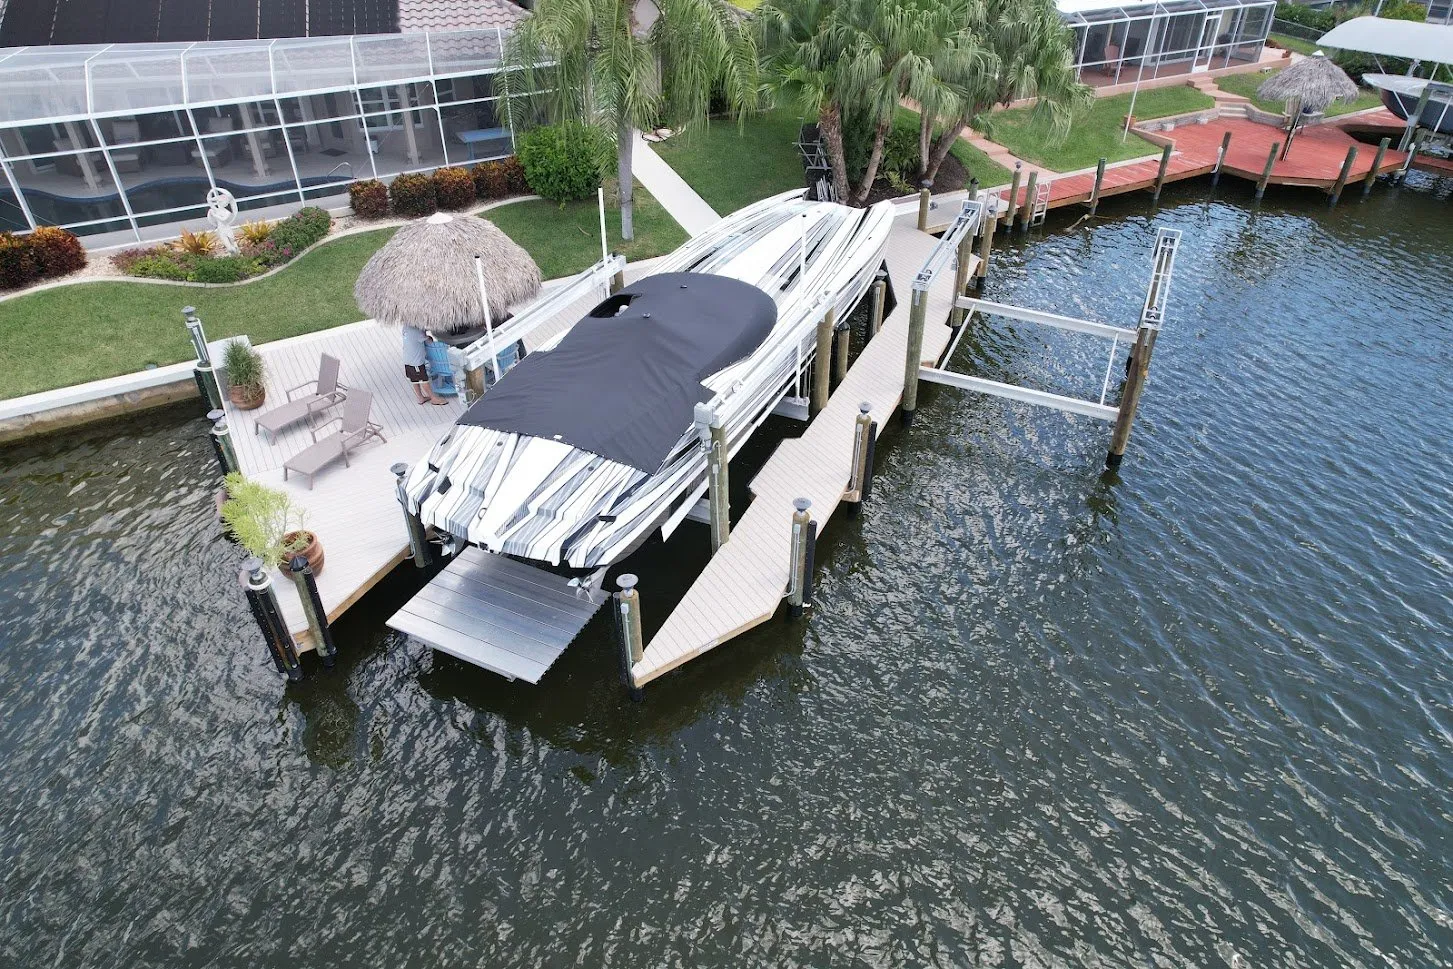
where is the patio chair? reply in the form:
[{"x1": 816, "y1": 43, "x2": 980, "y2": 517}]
[
  {"x1": 282, "y1": 390, "x2": 386, "y2": 489},
  {"x1": 254, "y1": 353, "x2": 348, "y2": 442},
  {"x1": 107, "y1": 119, "x2": 143, "y2": 173}
]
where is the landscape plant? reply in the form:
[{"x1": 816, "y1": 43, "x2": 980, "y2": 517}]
[
  {"x1": 518, "y1": 122, "x2": 611, "y2": 202},
  {"x1": 0, "y1": 232, "x2": 40, "y2": 289},
  {"x1": 349, "y1": 179, "x2": 391, "y2": 218},
  {"x1": 506, "y1": 0, "x2": 759, "y2": 239},
  {"x1": 27, "y1": 226, "x2": 87, "y2": 277},
  {"x1": 223, "y1": 340, "x2": 267, "y2": 408},
  {"x1": 388, "y1": 172, "x2": 437, "y2": 217},
  {"x1": 433, "y1": 166, "x2": 477, "y2": 210},
  {"x1": 219, "y1": 472, "x2": 313, "y2": 570},
  {"x1": 238, "y1": 220, "x2": 273, "y2": 246},
  {"x1": 174, "y1": 227, "x2": 219, "y2": 256}
]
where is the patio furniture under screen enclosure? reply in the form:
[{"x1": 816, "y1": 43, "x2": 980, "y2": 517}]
[
  {"x1": 0, "y1": 28, "x2": 535, "y2": 244},
  {"x1": 1060, "y1": 0, "x2": 1276, "y2": 88}
]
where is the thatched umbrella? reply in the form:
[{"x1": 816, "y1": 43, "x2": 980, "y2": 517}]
[
  {"x1": 1258, "y1": 52, "x2": 1360, "y2": 159},
  {"x1": 354, "y1": 211, "x2": 541, "y2": 334}
]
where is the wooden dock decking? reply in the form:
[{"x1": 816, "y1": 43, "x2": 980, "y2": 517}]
[
  {"x1": 220, "y1": 321, "x2": 468, "y2": 645},
  {"x1": 632, "y1": 222, "x2": 967, "y2": 686}
]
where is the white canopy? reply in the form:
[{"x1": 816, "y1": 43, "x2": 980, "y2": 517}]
[{"x1": 1318, "y1": 16, "x2": 1453, "y2": 65}]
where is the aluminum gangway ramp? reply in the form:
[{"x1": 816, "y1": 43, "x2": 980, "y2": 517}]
[{"x1": 388, "y1": 547, "x2": 607, "y2": 682}]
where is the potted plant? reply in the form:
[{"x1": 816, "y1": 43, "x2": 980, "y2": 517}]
[
  {"x1": 219, "y1": 472, "x2": 325, "y2": 575},
  {"x1": 224, "y1": 339, "x2": 267, "y2": 410}
]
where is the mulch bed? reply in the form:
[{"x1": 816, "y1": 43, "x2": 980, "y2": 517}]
[{"x1": 860, "y1": 152, "x2": 971, "y2": 206}]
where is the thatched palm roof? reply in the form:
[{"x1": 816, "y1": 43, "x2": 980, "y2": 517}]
[
  {"x1": 355, "y1": 212, "x2": 542, "y2": 332},
  {"x1": 1258, "y1": 53, "x2": 1360, "y2": 113}
]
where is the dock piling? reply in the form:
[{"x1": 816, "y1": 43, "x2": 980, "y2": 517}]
[
  {"x1": 868, "y1": 275, "x2": 887, "y2": 339},
  {"x1": 184, "y1": 308, "x2": 223, "y2": 411},
  {"x1": 242, "y1": 559, "x2": 303, "y2": 681},
  {"x1": 289, "y1": 555, "x2": 336, "y2": 668},
  {"x1": 1364, "y1": 137, "x2": 1391, "y2": 196},
  {"x1": 391, "y1": 463, "x2": 431, "y2": 569},
  {"x1": 1006, "y1": 163, "x2": 1022, "y2": 228},
  {"x1": 900, "y1": 288, "x2": 928, "y2": 426},
  {"x1": 948, "y1": 229, "x2": 973, "y2": 328},
  {"x1": 812, "y1": 309, "x2": 835, "y2": 412},
  {"x1": 1089, "y1": 157, "x2": 1107, "y2": 214},
  {"x1": 609, "y1": 259, "x2": 625, "y2": 295},
  {"x1": 1020, "y1": 171, "x2": 1039, "y2": 231},
  {"x1": 1255, "y1": 142, "x2": 1278, "y2": 200},
  {"x1": 614, "y1": 574, "x2": 645, "y2": 700},
  {"x1": 846, "y1": 403, "x2": 877, "y2": 517},
  {"x1": 916, "y1": 181, "x2": 932, "y2": 232},
  {"x1": 1152, "y1": 144, "x2": 1173, "y2": 203},
  {"x1": 1329, "y1": 145, "x2": 1358, "y2": 206},
  {"x1": 976, "y1": 203, "x2": 997, "y2": 287},
  {"x1": 833, "y1": 324, "x2": 850, "y2": 387},
  {"x1": 695, "y1": 403, "x2": 730, "y2": 552},
  {"x1": 1211, "y1": 131, "x2": 1232, "y2": 186},
  {"x1": 787, "y1": 498, "x2": 816, "y2": 618},
  {"x1": 966, "y1": 177, "x2": 979, "y2": 202},
  {"x1": 208, "y1": 409, "x2": 238, "y2": 475}
]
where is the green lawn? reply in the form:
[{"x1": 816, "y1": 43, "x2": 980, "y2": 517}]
[
  {"x1": 1214, "y1": 67, "x2": 1384, "y2": 117},
  {"x1": 1269, "y1": 32, "x2": 1321, "y2": 57},
  {"x1": 654, "y1": 105, "x2": 809, "y2": 214},
  {"x1": 487, "y1": 184, "x2": 687, "y2": 279},
  {"x1": 0, "y1": 188, "x2": 687, "y2": 399},
  {"x1": 974, "y1": 85, "x2": 1217, "y2": 172},
  {"x1": 893, "y1": 107, "x2": 1014, "y2": 188}
]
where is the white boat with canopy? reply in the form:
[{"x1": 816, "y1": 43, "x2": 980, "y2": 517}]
[
  {"x1": 1318, "y1": 16, "x2": 1453, "y2": 136},
  {"x1": 402, "y1": 191, "x2": 895, "y2": 573}
]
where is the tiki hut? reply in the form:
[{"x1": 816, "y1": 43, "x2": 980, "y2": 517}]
[
  {"x1": 1258, "y1": 53, "x2": 1360, "y2": 158},
  {"x1": 354, "y1": 211, "x2": 542, "y2": 334}
]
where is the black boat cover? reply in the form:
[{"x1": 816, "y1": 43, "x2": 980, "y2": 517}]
[{"x1": 458, "y1": 272, "x2": 777, "y2": 473}]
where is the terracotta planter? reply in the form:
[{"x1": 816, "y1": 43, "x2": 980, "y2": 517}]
[
  {"x1": 229, "y1": 382, "x2": 266, "y2": 410},
  {"x1": 281, "y1": 530, "x2": 325, "y2": 575}
]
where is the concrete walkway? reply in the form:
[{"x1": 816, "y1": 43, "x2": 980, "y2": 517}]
[{"x1": 630, "y1": 131, "x2": 721, "y2": 236}]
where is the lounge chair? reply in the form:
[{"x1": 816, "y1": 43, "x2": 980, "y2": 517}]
[
  {"x1": 282, "y1": 390, "x2": 386, "y2": 489},
  {"x1": 254, "y1": 353, "x2": 348, "y2": 442}
]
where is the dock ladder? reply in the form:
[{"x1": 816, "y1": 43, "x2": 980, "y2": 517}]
[{"x1": 1030, "y1": 179, "x2": 1051, "y2": 226}]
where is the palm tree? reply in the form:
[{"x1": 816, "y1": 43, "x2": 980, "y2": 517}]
[
  {"x1": 507, "y1": 0, "x2": 758, "y2": 240},
  {"x1": 917, "y1": 0, "x2": 1091, "y2": 184},
  {"x1": 760, "y1": 0, "x2": 976, "y2": 206}
]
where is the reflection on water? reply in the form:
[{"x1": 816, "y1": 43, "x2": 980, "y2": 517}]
[{"x1": 1, "y1": 177, "x2": 1450, "y2": 967}]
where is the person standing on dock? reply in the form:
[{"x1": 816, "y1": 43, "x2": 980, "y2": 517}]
[{"x1": 403, "y1": 326, "x2": 448, "y2": 406}]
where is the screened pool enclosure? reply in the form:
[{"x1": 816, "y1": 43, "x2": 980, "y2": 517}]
[
  {"x1": 1060, "y1": 0, "x2": 1276, "y2": 86},
  {"x1": 0, "y1": 29, "x2": 531, "y2": 241}
]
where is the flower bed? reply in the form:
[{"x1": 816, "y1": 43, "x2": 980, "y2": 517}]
[{"x1": 115, "y1": 206, "x2": 332, "y2": 284}]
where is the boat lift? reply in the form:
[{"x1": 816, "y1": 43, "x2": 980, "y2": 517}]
[{"x1": 912, "y1": 227, "x2": 1181, "y2": 469}]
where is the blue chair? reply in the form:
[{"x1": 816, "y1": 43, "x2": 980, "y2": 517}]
[{"x1": 425, "y1": 338, "x2": 458, "y2": 397}]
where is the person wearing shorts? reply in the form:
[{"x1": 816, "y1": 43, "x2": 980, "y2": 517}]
[{"x1": 402, "y1": 326, "x2": 447, "y2": 405}]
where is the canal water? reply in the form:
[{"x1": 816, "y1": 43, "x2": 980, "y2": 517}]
[{"x1": 1, "y1": 177, "x2": 1449, "y2": 968}]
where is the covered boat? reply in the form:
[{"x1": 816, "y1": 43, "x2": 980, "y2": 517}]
[
  {"x1": 403, "y1": 191, "x2": 895, "y2": 571},
  {"x1": 1318, "y1": 16, "x2": 1453, "y2": 135},
  {"x1": 1363, "y1": 74, "x2": 1453, "y2": 135}
]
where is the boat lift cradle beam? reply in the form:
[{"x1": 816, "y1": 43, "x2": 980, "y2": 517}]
[{"x1": 915, "y1": 228, "x2": 1181, "y2": 458}]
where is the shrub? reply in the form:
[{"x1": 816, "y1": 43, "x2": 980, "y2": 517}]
[
  {"x1": 265, "y1": 206, "x2": 331, "y2": 257},
  {"x1": 192, "y1": 255, "x2": 261, "y2": 284},
  {"x1": 238, "y1": 220, "x2": 273, "y2": 245},
  {"x1": 1274, "y1": 2, "x2": 1335, "y2": 31},
  {"x1": 518, "y1": 122, "x2": 610, "y2": 203},
  {"x1": 27, "y1": 226, "x2": 86, "y2": 277},
  {"x1": 127, "y1": 251, "x2": 196, "y2": 281},
  {"x1": 349, "y1": 178, "x2": 390, "y2": 219},
  {"x1": 389, "y1": 172, "x2": 437, "y2": 217},
  {"x1": 219, "y1": 472, "x2": 309, "y2": 570},
  {"x1": 0, "y1": 232, "x2": 41, "y2": 290},
  {"x1": 471, "y1": 158, "x2": 529, "y2": 200},
  {"x1": 223, "y1": 339, "x2": 265, "y2": 390},
  {"x1": 433, "y1": 166, "x2": 476, "y2": 210},
  {"x1": 174, "y1": 227, "x2": 219, "y2": 256}
]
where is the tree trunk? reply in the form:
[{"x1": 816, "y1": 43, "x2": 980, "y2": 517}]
[
  {"x1": 818, "y1": 101, "x2": 850, "y2": 204},
  {"x1": 924, "y1": 118, "x2": 968, "y2": 184},
  {"x1": 850, "y1": 119, "x2": 890, "y2": 207},
  {"x1": 917, "y1": 111, "x2": 932, "y2": 180},
  {"x1": 618, "y1": 119, "x2": 635, "y2": 242}
]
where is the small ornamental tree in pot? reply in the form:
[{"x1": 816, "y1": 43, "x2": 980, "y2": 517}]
[
  {"x1": 219, "y1": 472, "x2": 325, "y2": 575},
  {"x1": 223, "y1": 339, "x2": 267, "y2": 410}
]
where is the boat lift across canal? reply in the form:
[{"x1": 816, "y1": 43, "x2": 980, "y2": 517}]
[{"x1": 195, "y1": 199, "x2": 1181, "y2": 693}]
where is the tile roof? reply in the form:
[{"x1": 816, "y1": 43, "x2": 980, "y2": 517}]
[{"x1": 398, "y1": 0, "x2": 528, "y2": 33}]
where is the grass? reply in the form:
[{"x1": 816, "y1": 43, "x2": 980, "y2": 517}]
[
  {"x1": 487, "y1": 184, "x2": 687, "y2": 280},
  {"x1": 1269, "y1": 32, "x2": 1321, "y2": 57},
  {"x1": 0, "y1": 187, "x2": 687, "y2": 399},
  {"x1": 893, "y1": 107, "x2": 1014, "y2": 188},
  {"x1": 974, "y1": 85, "x2": 1217, "y2": 172},
  {"x1": 1213, "y1": 67, "x2": 1384, "y2": 117},
  {"x1": 654, "y1": 105, "x2": 810, "y2": 214}
]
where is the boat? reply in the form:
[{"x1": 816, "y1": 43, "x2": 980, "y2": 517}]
[
  {"x1": 1363, "y1": 74, "x2": 1453, "y2": 135},
  {"x1": 402, "y1": 190, "x2": 895, "y2": 573}
]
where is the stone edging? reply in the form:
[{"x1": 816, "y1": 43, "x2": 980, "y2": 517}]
[{"x1": 0, "y1": 195, "x2": 542, "y2": 305}]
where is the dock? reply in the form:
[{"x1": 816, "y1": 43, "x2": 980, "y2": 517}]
[{"x1": 631, "y1": 221, "x2": 968, "y2": 686}]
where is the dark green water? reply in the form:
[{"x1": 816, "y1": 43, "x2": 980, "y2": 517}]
[{"x1": 2, "y1": 177, "x2": 1450, "y2": 968}]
